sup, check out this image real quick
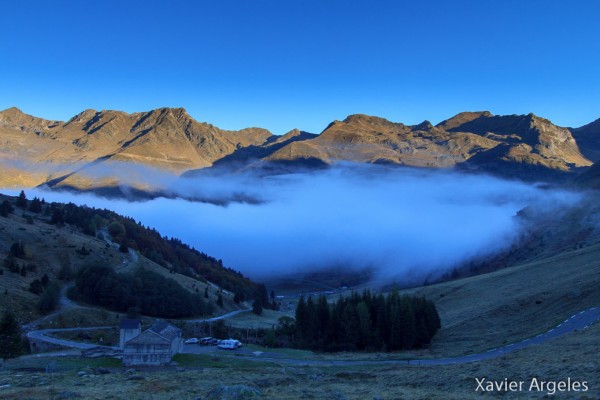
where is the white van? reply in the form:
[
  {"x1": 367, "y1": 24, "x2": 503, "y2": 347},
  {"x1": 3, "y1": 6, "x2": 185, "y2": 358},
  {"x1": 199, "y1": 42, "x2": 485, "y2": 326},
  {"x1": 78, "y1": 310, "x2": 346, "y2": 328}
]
[{"x1": 217, "y1": 339, "x2": 242, "y2": 349}]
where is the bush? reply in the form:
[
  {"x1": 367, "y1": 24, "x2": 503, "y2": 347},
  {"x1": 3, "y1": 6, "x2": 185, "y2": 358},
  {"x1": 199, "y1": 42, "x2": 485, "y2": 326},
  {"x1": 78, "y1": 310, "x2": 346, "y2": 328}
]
[
  {"x1": 10, "y1": 242, "x2": 25, "y2": 258},
  {"x1": 108, "y1": 221, "x2": 126, "y2": 238},
  {"x1": 0, "y1": 200, "x2": 13, "y2": 217},
  {"x1": 29, "y1": 279, "x2": 44, "y2": 295},
  {"x1": 3, "y1": 256, "x2": 19, "y2": 273},
  {"x1": 37, "y1": 283, "x2": 61, "y2": 314}
]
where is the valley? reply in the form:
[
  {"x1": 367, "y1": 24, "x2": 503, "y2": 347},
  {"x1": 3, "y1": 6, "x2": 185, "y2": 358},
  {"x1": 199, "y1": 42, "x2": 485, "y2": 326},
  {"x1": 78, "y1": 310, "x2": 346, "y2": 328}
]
[
  {"x1": 2, "y1": 107, "x2": 600, "y2": 399},
  {"x1": 1, "y1": 174, "x2": 599, "y2": 398},
  {"x1": 3, "y1": 1, "x2": 600, "y2": 398}
]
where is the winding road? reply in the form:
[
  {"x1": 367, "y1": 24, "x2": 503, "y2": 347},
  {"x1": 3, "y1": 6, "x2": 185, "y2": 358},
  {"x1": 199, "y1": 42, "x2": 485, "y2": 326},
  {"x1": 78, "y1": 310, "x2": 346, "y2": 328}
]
[
  {"x1": 26, "y1": 326, "x2": 117, "y2": 350},
  {"x1": 25, "y1": 305, "x2": 600, "y2": 366},
  {"x1": 23, "y1": 232, "x2": 600, "y2": 365},
  {"x1": 185, "y1": 307, "x2": 251, "y2": 323}
]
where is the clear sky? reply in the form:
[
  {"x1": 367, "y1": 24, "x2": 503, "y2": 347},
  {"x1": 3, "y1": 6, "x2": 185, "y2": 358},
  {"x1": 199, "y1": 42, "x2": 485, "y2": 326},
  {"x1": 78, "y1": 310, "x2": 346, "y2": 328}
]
[{"x1": 1, "y1": 0, "x2": 599, "y2": 134}]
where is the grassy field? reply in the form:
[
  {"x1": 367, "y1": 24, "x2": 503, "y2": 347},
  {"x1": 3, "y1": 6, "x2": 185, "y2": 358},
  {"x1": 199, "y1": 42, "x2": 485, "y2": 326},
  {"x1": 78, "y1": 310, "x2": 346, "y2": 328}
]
[
  {"x1": 406, "y1": 241, "x2": 600, "y2": 357},
  {"x1": 1, "y1": 321, "x2": 598, "y2": 399},
  {"x1": 226, "y1": 308, "x2": 293, "y2": 329}
]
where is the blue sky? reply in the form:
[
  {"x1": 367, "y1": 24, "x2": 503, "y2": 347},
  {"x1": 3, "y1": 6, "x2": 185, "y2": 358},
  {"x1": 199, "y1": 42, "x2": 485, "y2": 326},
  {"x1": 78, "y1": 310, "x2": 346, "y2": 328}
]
[{"x1": 1, "y1": 0, "x2": 599, "y2": 134}]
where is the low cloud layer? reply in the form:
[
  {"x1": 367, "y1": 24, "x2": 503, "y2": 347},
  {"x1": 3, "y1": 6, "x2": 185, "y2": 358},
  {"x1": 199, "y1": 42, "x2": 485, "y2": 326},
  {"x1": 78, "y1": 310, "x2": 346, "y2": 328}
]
[{"x1": 5, "y1": 163, "x2": 582, "y2": 285}]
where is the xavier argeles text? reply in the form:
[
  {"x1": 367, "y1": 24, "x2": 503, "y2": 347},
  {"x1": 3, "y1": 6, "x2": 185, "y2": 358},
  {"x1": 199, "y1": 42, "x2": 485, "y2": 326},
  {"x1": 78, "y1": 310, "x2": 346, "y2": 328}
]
[{"x1": 475, "y1": 377, "x2": 588, "y2": 395}]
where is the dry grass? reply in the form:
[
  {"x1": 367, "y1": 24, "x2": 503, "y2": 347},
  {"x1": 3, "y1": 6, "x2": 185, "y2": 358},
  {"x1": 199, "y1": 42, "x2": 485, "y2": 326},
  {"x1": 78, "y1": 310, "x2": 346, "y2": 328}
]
[
  {"x1": 0, "y1": 203, "x2": 245, "y2": 326},
  {"x1": 405, "y1": 242, "x2": 600, "y2": 357},
  {"x1": 1, "y1": 323, "x2": 598, "y2": 400},
  {"x1": 226, "y1": 308, "x2": 293, "y2": 330}
]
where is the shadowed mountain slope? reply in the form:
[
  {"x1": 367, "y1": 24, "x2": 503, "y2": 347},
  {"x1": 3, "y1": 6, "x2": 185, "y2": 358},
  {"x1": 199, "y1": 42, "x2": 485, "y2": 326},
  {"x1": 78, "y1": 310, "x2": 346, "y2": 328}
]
[{"x1": 0, "y1": 107, "x2": 597, "y2": 191}]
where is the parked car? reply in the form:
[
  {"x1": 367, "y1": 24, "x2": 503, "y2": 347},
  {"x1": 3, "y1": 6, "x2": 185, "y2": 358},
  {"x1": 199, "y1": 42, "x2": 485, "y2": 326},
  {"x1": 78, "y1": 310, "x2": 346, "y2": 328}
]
[
  {"x1": 217, "y1": 339, "x2": 242, "y2": 349},
  {"x1": 184, "y1": 337, "x2": 199, "y2": 344},
  {"x1": 200, "y1": 337, "x2": 215, "y2": 345}
]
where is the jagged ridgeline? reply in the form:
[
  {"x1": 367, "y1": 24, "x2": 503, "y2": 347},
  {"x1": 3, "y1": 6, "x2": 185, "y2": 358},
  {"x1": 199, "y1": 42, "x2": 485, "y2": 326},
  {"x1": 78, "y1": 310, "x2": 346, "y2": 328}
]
[{"x1": 1, "y1": 107, "x2": 599, "y2": 193}]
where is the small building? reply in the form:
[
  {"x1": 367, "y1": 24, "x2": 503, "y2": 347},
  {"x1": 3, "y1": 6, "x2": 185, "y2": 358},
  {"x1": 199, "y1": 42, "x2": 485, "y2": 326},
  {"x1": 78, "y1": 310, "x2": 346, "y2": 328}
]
[
  {"x1": 119, "y1": 319, "x2": 142, "y2": 349},
  {"x1": 122, "y1": 321, "x2": 182, "y2": 366}
]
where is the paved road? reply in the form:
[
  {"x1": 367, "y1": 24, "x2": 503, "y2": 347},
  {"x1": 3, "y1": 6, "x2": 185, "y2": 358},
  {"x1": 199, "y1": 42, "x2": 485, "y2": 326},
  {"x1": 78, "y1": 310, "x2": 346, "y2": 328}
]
[
  {"x1": 25, "y1": 307, "x2": 252, "y2": 350},
  {"x1": 196, "y1": 306, "x2": 600, "y2": 366},
  {"x1": 25, "y1": 305, "x2": 600, "y2": 365},
  {"x1": 26, "y1": 326, "x2": 117, "y2": 350},
  {"x1": 185, "y1": 307, "x2": 251, "y2": 323}
]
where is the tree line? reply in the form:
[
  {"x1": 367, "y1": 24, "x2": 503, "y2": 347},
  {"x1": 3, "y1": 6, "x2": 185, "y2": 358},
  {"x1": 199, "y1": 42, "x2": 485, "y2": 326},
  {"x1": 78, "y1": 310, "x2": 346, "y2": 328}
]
[
  {"x1": 4, "y1": 192, "x2": 271, "y2": 305},
  {"x1": 44, "y1": 200, "x2": 263, "y2": 301},
  {"x1": 294, "y1": 290, "x2": 440, "y2": 352},
  {"x1": 73, "y1": 264, "x2": 211, "y2": 318}
]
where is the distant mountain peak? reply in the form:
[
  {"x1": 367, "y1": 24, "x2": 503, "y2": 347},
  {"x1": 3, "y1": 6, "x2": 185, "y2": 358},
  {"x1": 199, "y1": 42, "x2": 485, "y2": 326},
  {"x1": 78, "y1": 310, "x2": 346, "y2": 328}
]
[
  {"x1": 343, "y1": 114, "x2": 393, "y2": 125},
  {"x1": 413, "y1": 120, "x2": 433, "y2": 131},
  {"x1": 0, "y1": 106, "x2": 24, "y2": 115},
  {"x1": 0, "y1": 106, "x2": 61, "y2": 130},
  {"x1": 436, "y1": 111, "x2": 493, "y2": 131}
]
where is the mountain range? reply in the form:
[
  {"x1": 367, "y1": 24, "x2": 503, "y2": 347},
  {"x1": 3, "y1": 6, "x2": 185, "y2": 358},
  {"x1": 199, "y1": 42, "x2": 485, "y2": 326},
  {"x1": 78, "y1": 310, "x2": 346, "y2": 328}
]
[{"x1": 1, "y1": 106, "x2": 599, "y2": 191}]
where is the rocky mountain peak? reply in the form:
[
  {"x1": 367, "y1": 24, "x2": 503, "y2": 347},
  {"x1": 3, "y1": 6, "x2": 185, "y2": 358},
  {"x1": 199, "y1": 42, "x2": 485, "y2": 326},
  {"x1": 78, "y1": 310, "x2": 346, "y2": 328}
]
[
  {"x1": 435, "y1": 111, "x2": 493, "y2": 131},
  {"x1": 0, "y1": 106, "x2": 61, "y2": 132},
  {"x1": 412, "y1": 120, "x2": 433, "y2": 131}
]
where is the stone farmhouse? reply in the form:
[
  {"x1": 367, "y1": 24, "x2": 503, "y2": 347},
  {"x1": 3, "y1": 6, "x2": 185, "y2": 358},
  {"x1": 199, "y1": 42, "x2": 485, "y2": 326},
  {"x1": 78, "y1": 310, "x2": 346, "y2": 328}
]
[
  {"x1": 120, "y1": 320, "x2": 182, "y2": 366},
  {"x1": 119, "y1": 319, "x2": 142, "y2": 349}
]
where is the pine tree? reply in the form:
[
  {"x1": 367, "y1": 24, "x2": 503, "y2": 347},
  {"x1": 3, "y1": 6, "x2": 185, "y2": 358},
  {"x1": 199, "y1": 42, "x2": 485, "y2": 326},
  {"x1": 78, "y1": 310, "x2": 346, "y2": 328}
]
[
  {"x1": 29, "y1": 197, "x2": 42, "y2": 213},
  {"x1": 356, "y1": 301, "x2": 372, "y2": 350},
  {"x1": 398, "y1": 297, "x2": 416, "y2": 349},
  {"x1": 255, "y1": 283, "x2": 269, "y2": 309},
  {"x1": 216, "y1": 292, "x2": 224, "y2": 308},
  {"x1": 252, "y1": 299, "x2": 263, "y2": 315},
  {"x1": 340, "y1": 302, "x2": 360, "y2": 350},
  {"x1": 316, "y1": 295, "x2": 330, "y2": 348},
  {"x1": 50, "y1": 208, "x2": 64, "y2": 225},
  {"x1": 37, "y1": 283, "x2": 61, "y2": 315},
  {"x1": 16, "y1": 191, "x2": 27, "y2": 209},
  {"x1": 233, "y1": 289, "x2": 244, "y2": 303},
  {"x1": 0, "y1": 310, "x2": 25, "y2": 360},
  {"x1": 295, "y1": 296, "x2": 309, "y2": 345},
  {"x1": 305, "y1": 296, "x2": 319, "y2": 348},
  {"x1": 41, "y1": 274, "x2": 50, "y2": 287}
]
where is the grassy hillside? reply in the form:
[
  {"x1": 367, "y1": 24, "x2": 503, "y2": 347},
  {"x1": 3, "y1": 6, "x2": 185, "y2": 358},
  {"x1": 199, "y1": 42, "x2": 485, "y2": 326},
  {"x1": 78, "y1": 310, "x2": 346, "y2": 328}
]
[
  {"x1": 0, "y1": 192, "x2": 250, "y2": 323},
  {"x1": 1, "y1": 190, "x2": 600, "y2": 397},
  {"x1": 406, "y1": 242, "x2": 600, "y2": 357}
]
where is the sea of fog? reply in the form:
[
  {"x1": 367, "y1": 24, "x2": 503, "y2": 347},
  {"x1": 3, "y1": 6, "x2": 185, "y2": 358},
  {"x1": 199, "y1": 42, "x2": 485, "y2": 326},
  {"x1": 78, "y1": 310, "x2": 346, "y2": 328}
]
[{"x1": 3, "y1": 164, "x2": 582, "y2": 283}]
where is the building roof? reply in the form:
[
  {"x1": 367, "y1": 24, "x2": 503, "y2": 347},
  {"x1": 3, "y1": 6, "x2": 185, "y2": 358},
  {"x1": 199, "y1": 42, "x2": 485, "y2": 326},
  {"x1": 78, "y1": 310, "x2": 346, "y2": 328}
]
[
  {"x1": 149, "y1": 321, "x2": 181, "y2": 342},
  {"x1": 125, "y1": 330, "x2": 170, "y2": 345},
  {"x1": 120, "y1": 319, "x2": 141, "y2": 330}
]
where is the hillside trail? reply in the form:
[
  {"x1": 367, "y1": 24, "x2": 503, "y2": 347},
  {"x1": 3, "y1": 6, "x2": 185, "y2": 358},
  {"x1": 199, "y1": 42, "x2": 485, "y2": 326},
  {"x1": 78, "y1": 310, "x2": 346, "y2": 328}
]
[{"x1": 22, "y1": 238, "x2": 138, "y2": 332}]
